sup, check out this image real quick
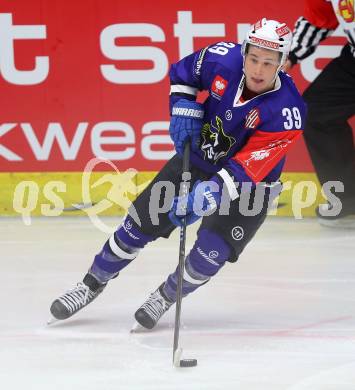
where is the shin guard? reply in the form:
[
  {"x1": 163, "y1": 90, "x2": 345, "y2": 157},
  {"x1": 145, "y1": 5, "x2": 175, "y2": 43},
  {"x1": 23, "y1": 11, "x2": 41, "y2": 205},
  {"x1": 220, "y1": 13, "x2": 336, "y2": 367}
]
[
  {"x1": 90, "y1": 216, "x2": 154, "y2": 283},
  {"x1": 163, "y1": 229, "x2": 231, "y2": 301}
]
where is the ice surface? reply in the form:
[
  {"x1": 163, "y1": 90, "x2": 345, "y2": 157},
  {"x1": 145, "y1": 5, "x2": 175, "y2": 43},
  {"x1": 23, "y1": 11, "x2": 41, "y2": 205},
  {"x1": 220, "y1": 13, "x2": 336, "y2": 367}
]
[{"x1": 1, "y1": 217, "x2": 355, "y2": 390}]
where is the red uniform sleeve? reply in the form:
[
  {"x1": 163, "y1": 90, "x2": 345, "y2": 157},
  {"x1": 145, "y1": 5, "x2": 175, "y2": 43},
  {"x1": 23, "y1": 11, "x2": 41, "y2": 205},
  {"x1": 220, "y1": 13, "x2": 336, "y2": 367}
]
[
  {"x1": 304, "y1": 0, "x2": 339, "y2": 29},
  {"x1": 232, "y1": 130, "x2": 302, "y2": 183}
]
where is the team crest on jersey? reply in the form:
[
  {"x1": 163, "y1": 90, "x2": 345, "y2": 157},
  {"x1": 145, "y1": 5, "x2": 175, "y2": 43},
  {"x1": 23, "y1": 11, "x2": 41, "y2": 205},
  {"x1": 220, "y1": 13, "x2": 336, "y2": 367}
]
[
  {"x1": 338, "y1": 0, "x2": 355, "y2": 23},
  {"x1": 245, "y1": 108, "x2": 261, "y2": 129},
  {"x1": 201, "y1": 116, "x2": 236, "y2": 164},
  {"x1": 211, "y1": 75, "x2": 228, "y2": 100}
]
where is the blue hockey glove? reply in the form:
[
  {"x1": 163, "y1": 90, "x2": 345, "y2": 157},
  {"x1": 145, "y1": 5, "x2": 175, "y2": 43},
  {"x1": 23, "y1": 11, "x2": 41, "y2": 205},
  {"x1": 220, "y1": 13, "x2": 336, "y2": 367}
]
[
  {"x1": 169, "y1": 99, "x2": 204, "y2": 155},
  {"x1": 168, "y1": 176, "x2": 222, "y2": 227}
]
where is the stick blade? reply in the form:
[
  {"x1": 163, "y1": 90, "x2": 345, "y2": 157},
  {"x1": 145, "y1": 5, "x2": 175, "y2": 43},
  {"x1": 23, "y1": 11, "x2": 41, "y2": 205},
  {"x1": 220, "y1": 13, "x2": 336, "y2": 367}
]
[{"x1": 173, "y1": 348, "x2": 183, "y2": 367}]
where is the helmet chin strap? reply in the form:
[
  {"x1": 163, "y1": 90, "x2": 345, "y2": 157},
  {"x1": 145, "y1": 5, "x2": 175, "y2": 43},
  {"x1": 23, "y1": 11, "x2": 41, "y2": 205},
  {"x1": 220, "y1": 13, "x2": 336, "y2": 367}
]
[
  {"x1": 272, "y1": 62, "x2": 283, "y2": 83},
  {"x1": 272, "y1": 56, "x2": 287, "y2": 83}
]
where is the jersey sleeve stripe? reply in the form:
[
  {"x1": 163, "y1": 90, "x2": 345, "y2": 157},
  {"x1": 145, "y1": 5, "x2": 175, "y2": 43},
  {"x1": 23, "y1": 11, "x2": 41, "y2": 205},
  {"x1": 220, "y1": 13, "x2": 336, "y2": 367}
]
[
  {"x1": 170, "y1": 85, "x2": 198, "y2": 96},
  {"x1": 169, "y1": 92, "x2": 197, "y2": 101}
]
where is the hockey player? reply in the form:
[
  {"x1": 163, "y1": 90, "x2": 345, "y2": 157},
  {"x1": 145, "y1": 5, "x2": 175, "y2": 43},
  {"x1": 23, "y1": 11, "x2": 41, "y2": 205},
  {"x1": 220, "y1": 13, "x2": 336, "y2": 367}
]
[
  {"x1": 284, "y1": 0, "x2": 355, "y2": 227},
  {"x1": 50, "y1": 19, "x2": 306, "y2": 329}
]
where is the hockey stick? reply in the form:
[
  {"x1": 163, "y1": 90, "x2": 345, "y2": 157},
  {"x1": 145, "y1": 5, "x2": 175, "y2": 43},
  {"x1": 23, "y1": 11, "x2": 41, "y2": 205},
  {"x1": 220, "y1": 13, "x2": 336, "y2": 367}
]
[{"x1": 172, "y1": 140, "x2": 197, "y2": 368}]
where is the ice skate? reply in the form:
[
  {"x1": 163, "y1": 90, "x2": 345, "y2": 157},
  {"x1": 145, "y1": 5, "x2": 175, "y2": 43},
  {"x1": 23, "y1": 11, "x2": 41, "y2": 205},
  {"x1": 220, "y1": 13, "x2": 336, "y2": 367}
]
[
  {"x1": 134, "y1": 284, "x2": 174, "y2": 330},
  {"x1": 49, "y1": 273, "x2": 106, "y2": 321}
]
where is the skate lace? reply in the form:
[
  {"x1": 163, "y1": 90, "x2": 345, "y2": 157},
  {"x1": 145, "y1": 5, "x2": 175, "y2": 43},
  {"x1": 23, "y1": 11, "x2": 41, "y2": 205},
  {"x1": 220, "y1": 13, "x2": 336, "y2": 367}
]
[
  {"x1": 58, "y1": 282, "x2": 94, "y2": 314},
  {"x1": 141, "y1": 291, "x2": 170, "y2": 322}
]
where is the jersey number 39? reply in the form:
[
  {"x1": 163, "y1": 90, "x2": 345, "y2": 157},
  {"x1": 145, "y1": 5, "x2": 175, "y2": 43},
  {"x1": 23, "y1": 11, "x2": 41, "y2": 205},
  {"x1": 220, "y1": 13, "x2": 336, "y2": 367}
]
[{"x1": 282, "y1": 107, "x2": 302, "y2": 130}]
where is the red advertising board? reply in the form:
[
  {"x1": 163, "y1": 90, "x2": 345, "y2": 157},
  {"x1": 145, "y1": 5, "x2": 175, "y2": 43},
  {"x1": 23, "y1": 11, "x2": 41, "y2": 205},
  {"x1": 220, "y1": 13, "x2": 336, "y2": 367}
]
[{"x1": 0, "y1": 0, "x2": 350, "y2": 172}]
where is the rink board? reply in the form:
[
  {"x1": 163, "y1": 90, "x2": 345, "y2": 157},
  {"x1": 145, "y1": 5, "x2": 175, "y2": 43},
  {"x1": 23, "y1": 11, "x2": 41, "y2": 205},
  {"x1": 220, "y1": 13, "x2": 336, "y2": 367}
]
[{"x1": 0, "y1": 172, "x2": 326, "y2": 218}]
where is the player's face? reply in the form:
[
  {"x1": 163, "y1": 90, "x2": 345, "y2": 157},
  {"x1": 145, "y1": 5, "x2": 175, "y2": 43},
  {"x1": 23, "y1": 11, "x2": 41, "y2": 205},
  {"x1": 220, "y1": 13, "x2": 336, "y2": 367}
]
[{"x1": 244, "y1": 46, "x2": 281, "y2": 94}]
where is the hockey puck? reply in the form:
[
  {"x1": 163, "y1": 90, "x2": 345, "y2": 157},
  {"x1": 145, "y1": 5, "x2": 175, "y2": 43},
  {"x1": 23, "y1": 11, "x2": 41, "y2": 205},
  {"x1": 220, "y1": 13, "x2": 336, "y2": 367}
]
[{"x1": 179, "y1": 359, "x2": 198, "y2": 367}]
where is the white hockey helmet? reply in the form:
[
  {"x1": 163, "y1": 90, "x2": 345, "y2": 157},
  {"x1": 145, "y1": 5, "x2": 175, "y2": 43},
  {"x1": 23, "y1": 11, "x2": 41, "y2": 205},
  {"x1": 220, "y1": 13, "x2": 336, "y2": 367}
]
[{"x1": 241, "y1": 18, "x2": 292, "y2": 64}]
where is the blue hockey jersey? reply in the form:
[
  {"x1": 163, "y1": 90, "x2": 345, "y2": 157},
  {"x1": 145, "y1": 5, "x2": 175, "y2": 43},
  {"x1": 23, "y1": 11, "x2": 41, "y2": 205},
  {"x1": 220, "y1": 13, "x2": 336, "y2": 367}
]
[{"x1": 169, "y1": 42, "x2": 306, "y2": 188}]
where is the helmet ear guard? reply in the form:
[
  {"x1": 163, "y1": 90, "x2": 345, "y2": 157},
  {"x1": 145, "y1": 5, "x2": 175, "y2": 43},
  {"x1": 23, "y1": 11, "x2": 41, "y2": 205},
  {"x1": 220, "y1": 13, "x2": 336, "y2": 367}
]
[{"x1": 241, "y1": 18, "x2": 292, "y2": 66}]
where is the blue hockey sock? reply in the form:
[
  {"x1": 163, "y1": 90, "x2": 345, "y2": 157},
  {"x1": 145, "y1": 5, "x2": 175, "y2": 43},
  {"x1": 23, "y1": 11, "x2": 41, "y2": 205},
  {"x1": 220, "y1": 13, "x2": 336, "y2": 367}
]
[
  {"x1": 163, "y1": 229, "x2": 231, "y2": 301},
  {"x1": 90, "y1": 216, "x2": 154, "y2": 283}
]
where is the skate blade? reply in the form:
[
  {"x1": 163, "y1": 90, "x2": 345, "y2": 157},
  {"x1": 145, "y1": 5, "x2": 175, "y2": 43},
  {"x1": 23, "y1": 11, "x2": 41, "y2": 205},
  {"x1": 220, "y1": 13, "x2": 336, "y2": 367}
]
[
  {"x1": 47, "y1": 317, "x2": 59, "y2": 326},
  {"x1": 130, "y1": 321, "x2": 146, "y2": 333}
]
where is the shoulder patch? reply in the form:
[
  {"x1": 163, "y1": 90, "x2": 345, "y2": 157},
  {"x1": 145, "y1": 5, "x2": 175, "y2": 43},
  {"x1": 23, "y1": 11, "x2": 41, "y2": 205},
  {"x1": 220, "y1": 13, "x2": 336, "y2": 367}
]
[{"x1": 211, "y1": 75, "x2": 228, "y2": 100}]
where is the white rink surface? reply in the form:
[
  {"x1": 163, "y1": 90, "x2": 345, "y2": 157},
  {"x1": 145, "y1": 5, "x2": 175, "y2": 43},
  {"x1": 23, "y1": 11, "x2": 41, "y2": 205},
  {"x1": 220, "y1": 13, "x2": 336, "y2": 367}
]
[{"x1": 1, "y1": 216, "x2": 355, "y2": 390}]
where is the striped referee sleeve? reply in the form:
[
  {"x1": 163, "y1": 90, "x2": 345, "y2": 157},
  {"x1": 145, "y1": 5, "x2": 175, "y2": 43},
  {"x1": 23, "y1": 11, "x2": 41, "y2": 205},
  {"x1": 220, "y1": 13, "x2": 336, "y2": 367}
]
[{"x1": 289, "y1": 17, "x2": 333, "y2": 65}]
